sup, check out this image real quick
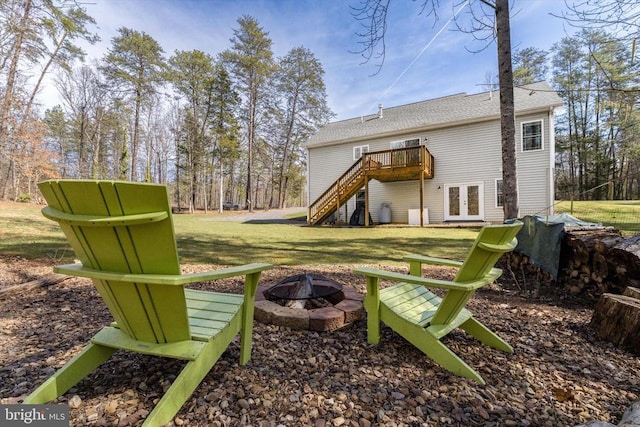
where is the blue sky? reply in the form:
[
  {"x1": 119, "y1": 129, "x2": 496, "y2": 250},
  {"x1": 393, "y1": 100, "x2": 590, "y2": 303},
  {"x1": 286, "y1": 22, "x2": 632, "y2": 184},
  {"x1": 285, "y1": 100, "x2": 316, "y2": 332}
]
[{"x1": 68, "y1": 0, "x2": 576, "y2": 121}]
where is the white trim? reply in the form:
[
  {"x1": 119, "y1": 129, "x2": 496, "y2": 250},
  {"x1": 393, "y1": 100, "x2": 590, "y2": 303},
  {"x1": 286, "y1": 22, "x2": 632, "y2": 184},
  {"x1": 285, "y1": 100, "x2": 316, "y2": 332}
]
[
  {"x1": 306, "y1": 147, "x2": 310, "y2": 207},
  {"x1": 444, "y1": 182, "x2": 484, "y2": 221},
  {"x1": 353, "y1": 144, "x2": 369, "y2": 160},
  {"x1": 548, "y1": 109, "x2": 556, "y2": 213},
  {"x1": 495, "y1": 178, "x2": 503, "y2": 208},
  {"x1": 521, "y1": 119, "x2": 544, "y2": 152}
]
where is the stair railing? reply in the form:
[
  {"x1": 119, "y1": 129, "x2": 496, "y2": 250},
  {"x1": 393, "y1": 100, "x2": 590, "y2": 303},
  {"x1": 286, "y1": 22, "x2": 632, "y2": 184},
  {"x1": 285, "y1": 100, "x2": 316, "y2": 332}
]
[{"x1": 307, "y1": 146, "x2": 434, "y2": 225}]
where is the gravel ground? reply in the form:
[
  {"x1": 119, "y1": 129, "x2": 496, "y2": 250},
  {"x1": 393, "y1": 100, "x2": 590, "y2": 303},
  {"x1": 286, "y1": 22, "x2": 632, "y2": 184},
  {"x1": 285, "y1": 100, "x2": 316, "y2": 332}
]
[{"x1": 1, "y1": 255, "x2": 639, "y2": 427}]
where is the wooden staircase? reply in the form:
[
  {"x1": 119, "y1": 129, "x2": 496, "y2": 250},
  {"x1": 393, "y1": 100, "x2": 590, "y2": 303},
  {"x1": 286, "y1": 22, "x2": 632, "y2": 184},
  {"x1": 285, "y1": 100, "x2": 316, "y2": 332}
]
[{"x1": 308, "y1": 146, "x2": 434, "y2": 225}]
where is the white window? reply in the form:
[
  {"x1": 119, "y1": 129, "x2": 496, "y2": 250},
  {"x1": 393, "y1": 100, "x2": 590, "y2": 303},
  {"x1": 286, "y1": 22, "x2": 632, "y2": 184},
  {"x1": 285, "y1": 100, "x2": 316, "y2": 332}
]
[
  {"x1": 390, "y1": 138, "x2": 420, "y2": 149},
  {"x1": 522, "y1": 120, "x2": 543, "y2": 151},
  {"x1": 495, "y1": 179, "x2": 503, "y2": 208},
  {"x1": 353, "y1": 145, "x2": 369, "y2": 160}
]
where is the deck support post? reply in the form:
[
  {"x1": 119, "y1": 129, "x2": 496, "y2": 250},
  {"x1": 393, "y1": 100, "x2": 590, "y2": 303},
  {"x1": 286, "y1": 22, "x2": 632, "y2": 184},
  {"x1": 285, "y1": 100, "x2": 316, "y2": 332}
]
[
  {"x1": 336, "y1": 183, "x2": 341, "y2": 225},
  {"x1": 419, "y1": 171, "x2": 425, "y2": 227},
  {"x1": 364, "y1": 177, "x2": 370, "y2": 226}
]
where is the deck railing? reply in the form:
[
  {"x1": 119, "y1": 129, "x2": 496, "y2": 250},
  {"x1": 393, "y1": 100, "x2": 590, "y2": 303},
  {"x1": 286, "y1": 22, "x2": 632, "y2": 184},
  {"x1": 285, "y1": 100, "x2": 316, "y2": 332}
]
[{"x1": 363, "y1": 145, "x2": 433, "y2": 174}]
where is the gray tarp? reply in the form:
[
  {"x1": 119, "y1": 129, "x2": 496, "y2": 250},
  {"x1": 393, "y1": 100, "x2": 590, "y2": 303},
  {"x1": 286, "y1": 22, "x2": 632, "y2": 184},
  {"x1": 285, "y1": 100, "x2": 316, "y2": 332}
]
[{"x1": 508, "y1": 214, "x2": 603, "y2": 279}]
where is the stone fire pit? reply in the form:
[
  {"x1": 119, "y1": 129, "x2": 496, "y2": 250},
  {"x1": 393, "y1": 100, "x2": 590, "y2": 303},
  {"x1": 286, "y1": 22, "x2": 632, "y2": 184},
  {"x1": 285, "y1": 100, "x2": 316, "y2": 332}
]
[{"x1": 254, "y1": 274, "x2": 364, "y2": 331}]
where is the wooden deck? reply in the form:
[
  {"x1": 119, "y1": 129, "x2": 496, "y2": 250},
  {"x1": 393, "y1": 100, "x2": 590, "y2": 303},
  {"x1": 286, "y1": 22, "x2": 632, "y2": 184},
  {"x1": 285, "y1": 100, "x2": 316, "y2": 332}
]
[
  {"x1": 363, "y1": 146, "x2": 434, "y2": 182},
  {"x1": 308, "y1": 146, "x2": 434, "y2": 226}
]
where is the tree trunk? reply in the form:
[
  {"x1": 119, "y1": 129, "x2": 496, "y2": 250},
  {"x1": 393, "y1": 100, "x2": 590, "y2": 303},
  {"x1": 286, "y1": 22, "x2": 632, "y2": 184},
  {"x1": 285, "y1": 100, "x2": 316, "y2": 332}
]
[
  {"x1": 0, "y1": 0, "x2": 32, "y2": 141},
  {"x1": 0, "y1": 0, "x2": 33, "y2": 200},
  {"x1": 131, "y1": 88, "x2": 142, "y2": 181},
  {"x1": 495, "y1": 0, "x2": 519, "y2": 220},
  {"x1": 21, "y1": 31, "x2": 68, "y2": 131},
  {"x1": 590, "y1": 287, "x2": 640, "y2": 355},
  {"x1": 246, "y1": 87, "x2": 257, "y2": 212}
]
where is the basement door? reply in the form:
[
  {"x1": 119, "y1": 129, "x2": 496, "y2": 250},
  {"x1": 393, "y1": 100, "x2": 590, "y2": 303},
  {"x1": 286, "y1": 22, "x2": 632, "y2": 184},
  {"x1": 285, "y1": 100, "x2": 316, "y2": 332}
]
[{"x1": 444, "y1": 182, "x2": 484, "y2": 221}]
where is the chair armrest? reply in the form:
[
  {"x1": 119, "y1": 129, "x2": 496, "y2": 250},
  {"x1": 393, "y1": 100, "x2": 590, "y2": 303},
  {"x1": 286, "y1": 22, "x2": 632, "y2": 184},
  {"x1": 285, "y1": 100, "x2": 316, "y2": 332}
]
[
  {"x1": 42, "y1": 206, "x2": 168, "y2": 227},
  {"x1": 477, "y1": 238, "x2": 517, "y2": 253},
  {"x1": 353, "y1": 266, "x2": 501, "y2": 291},
  {"x1": 403, "y1": 254, "x2": 463, "y2": 268},
  {"x1": 403, "y1": 254, "x2": 463, "y2": 276},
  {"x1": 54, "y1": 263, "x2": 273, "y2": 286}
]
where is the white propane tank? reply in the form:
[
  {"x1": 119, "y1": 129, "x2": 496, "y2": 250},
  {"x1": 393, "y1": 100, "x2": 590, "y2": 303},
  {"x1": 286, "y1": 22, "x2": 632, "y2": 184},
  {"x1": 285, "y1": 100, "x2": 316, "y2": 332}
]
[{"x1": 378, "y1": 203, "x2": 392, "y2": 224}]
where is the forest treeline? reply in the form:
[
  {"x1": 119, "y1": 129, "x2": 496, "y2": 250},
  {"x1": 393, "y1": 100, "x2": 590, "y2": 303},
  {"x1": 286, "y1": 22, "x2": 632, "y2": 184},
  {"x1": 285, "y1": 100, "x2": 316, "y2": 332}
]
[
  {"x1": 0, "y1": 1, "x2": 333, "y2": 211},
  {"x1": 1, "y1": 1, "x2": 639, "y2": 211}
]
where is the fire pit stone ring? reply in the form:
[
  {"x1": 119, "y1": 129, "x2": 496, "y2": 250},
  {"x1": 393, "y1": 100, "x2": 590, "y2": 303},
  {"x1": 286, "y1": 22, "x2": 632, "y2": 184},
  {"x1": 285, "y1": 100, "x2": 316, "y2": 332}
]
[{"x1": 254, "y1": 273, "x2": 364, "y2": 331}]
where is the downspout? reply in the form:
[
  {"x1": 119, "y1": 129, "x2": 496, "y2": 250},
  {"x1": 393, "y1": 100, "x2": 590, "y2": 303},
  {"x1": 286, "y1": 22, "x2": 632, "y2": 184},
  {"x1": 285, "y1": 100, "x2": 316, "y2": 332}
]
[
  {"x1": 306, "y1": 147, "x2": 311, "y2": 224},
  {"x1": 548, "y1": 107, "x2": 556, "y2": 217}
]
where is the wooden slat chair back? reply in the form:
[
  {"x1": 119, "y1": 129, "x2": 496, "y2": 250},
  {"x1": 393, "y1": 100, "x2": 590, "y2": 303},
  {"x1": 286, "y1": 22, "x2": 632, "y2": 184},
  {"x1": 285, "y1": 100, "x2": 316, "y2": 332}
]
[
  {"x1": 25, "y1": 180, "x2": 272, "y2": 426},
  {"x1": 354, "y1": 221, "x2": 523, "y2": 384},
  {"x1": 426, "y1": 224, "x2": 521, "y2": 327},
  {"x1": 40, "y1": 180, "x2": 188, "y2": 343}
]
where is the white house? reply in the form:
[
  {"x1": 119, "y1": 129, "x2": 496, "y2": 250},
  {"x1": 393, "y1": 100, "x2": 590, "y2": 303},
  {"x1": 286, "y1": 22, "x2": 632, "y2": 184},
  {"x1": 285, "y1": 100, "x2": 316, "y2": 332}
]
[{"x1": 305, "y1": 81, "x2": 564, "y2": 226}]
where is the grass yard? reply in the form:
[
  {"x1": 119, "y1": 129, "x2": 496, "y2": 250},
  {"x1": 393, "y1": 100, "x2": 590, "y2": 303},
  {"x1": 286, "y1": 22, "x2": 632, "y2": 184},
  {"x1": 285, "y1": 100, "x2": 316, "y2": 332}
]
[
  {"x1": 0, "y1": 201, "x2": 478, "y2": 265},
  {"x1": 554, "y1": 200, "x2": 640, "y2": 235},
  {"x1": 3, "y1": 199, "x2": 637, "y2": 265}
]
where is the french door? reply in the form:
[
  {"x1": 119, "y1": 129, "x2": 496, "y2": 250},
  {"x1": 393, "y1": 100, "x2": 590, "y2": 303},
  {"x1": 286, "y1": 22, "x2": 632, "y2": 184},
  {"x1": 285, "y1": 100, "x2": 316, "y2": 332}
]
[{"x1": 444, "y1": 182, "x2": 484, "y2": 221}]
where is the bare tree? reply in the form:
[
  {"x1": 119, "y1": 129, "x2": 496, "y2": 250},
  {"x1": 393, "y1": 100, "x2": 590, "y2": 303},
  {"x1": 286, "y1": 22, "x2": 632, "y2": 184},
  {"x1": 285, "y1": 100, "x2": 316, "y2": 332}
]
[
  {"x1": 557, "y1": 0, "x2": 640, "y2": 42},
  {"x1": 0, "y1": 0, "x2": 97, "y2": 199},
  {"x1": 495, "y1": 0, "x2": 519, "y2": 220},
  {"x1": 352, "y1": 0, "x2": 520, "y2": 219}
]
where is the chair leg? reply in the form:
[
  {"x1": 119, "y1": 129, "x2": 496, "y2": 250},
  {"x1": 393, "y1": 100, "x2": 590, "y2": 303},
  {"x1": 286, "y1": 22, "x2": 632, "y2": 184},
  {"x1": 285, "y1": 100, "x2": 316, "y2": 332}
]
[
  {"x1": 363, "y1": 294, "x2": 380, "y2": 345},
  {"x1": 460, "y1": 317, "x2": 513, "y2": 353},
  {"x1": 364, "y1": 277, "x2": 381, "y2": 345},
  {"x1": 142, "y1": 338, "x2": 228, "y2": 427},
  {"x1": 239, "y1": 272, "x2": 261, "y2": 366},
  {"x1": 142, "y1": 361, "x2": 211, "y2": 427},
  {"x1": 405, "y1": 328, "x2": 486, "y2": 384},
  {"x1": 382, "y1": 312, "x2": 486, "y2": 384},
  {"x1": 24, "y1": 343, "x2": 116, "y2": 404}
]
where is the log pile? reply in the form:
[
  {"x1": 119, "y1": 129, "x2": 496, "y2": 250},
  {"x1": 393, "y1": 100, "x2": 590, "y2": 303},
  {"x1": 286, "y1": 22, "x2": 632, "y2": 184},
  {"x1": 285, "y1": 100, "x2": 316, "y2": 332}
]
[
  {"x1": 503, "y1": 230, "x2": 640, "y2": 301},
  {"x1": 502, "y1": 251, "x2": 555, "y2": 295},
  {"x1": 559, "y1": 229, "x2": 631, "y2": 297}
]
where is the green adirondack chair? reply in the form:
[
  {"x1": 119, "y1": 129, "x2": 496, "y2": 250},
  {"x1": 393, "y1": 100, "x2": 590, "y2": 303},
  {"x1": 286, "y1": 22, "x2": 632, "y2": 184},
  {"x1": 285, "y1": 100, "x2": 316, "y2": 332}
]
[
  {"x1": 354, "y1": 221, "x2": 523, "y2": 384},
  {"x1": 25, "y1": 180, "x2": 272, "y2": 426}
]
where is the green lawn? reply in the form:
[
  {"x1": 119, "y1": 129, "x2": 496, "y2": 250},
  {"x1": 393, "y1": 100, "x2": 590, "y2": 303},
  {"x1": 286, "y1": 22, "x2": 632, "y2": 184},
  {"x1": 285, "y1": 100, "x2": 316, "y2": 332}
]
[
  {"x1": 0, "y1": 201, "x2": 478, "y2": 265},
  {"x1": 4, "y1": 199, "x2": 635, "y2": 265},
  {"x1": 554, "y1": 200, "x2": 640, "y2": 235}
]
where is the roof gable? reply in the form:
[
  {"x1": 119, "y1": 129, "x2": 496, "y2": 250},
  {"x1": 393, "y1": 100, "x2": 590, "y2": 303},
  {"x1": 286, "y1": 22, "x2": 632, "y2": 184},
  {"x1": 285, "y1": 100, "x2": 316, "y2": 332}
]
[{"x1": 307, "y1": 81, "x2": 564, "y2": 147}]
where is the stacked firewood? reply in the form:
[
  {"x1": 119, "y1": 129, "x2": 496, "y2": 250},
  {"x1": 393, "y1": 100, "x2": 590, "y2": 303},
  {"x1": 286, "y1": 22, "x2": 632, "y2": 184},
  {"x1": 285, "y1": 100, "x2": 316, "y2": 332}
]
[
  {"x1": 502, "y1": 251, "x2": 555, "y2": 294},
  {"x1": 559, "y1": 229, "x2": 634, "y2": 296},
  {"x1": 502, "y1": 229, "x2": 640, "y2": 301}
]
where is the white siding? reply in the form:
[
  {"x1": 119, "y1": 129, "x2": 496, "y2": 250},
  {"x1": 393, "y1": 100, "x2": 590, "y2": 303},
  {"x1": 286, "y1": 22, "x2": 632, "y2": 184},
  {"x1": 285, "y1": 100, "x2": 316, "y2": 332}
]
[
  {"x1": 308, "y1": 112, "x2": 554, "y2": 223},
  {"x1": 515, "y1": 113, "x2": 554, "y2": 216}
]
